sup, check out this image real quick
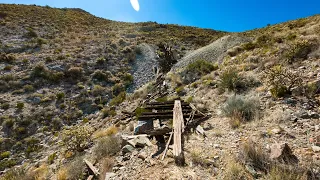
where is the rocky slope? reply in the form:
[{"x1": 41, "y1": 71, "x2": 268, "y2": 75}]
[{"x1": 1, "y1": 3, "x2": 320, "y2": 180}]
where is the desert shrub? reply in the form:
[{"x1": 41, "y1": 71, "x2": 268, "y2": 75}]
[
  {"x1": 284, "y1": 40, "x2": 315, "y2": 63},
  {"x1": 96, "y1": 56, "x2": 106, "y2": 65},
  {"x1": 266, "y1": 166, "x2": 308, "y2": 180},
  {"x1": 239, "y1": 140, "x2": 269, "y2": 172},
  {"x1": 99, "y1": 157, "x2": 115, "y2": 180},
  {"x1": 218, "y1": 69, "x2": 244, "y2": 92},
  {"x1": 0, "y1": 159, "x2": 17, "y2": 171},
  {"x1": 23, "y1": 85, "x2": 34, "y2": 92},
  {"x1": 61, "y1": 126, "x2": 93, "y2": 152},
  {"x1": 112, "y1": 83, "x2": 125, "y2": 96},
  {"x1": 0, "y1": 151, "x2": 10, "y2": 160},
  {"x1": 24, "y1": 137, "x2": 41, "y2": 157},
  {"x1": 92, "y1": 126, "x2": 118, "y2": 139},
  {"x1": 101, "y1": 108, "x2": 117, "y2": 118},
  {"x1": 222, "y1": 96, "x2": 259, "y2": 122},
  {"x1": 224, "y1": 160, "x2": 249, "y2": 180},
  {"x1": 66, "y1": 67, "x2": 83, "y2": 80},
  {"x1": 186, "y1": 96, "x2": 193, "y2": 103},
  {"x1": 16, "y1": 102, "x2": 24, "y2": 110},
  {"x1": 185, "y1": 60, "x2": 218, "y2": 76},
  {"x1": 25, "y1": 27, "x2": 38, "y2": 38},
  {"x1": 0, "y1": 166, "x2": 26, "y2": 180},
  {"x1": 48, "y1": 152, "x2": 57, "y2": 164},
  {"x1": 122, "y1": 73, "x2": 133, "y2": 87},
  {"x1": 0, "y1": 53, "x2": 15, "y2": 64},
  {"x1": 265, "y1": 65, "x2": 302, "y2": 98},
  {"x1": 109, "y1": 91, "x2": 126, "y2": 106},
  {"x1": 175, "y1": 86, "x2": 185, "y2": 95},
  {"x1": 65, "y1": 157, "x2": 86, "y2": 180},
  {"x1": 286, "y1": 33, "x2": 297, "y2": 41},
  {"x1": 92, "y1": 70, "x2": 111, "y2": 82},
  {"x1": 31, "y1": 63, "x2": 49, "y2": 79},
  {"x1": 242, "y1": 42, "x2": 256, "y2": 51},
  {"x1": 91, "y1": 85, "x2": 105, "y2": 96},
  {"x1": 56, "y1": 92, "x2": 65, "y2": 100},
  {"x1": 93, "y1": 135, "x2": 121, "y2": 159},
  {"x1": 1, "y1": 102, "x2": 10, "y2": 110},
  {"x1": 190, "y1": 150, "x2": 210, "y2": 167}
]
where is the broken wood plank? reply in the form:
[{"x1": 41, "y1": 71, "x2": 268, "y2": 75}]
[
  {"x1": 84, "y1": 159, "x2": 99, "y2": 176},
  {"x1": 161, "y1": 132, "x2": 173, "y2": 160},
  {"x1": 140, "y1": 109, "x2": 192, "y2": 115},
  {"x1": 173, "y1": 100, "x2": 185, "y2": 165},
  {"x1": 138, "y1": 114, "x2": 203, "y2": 120},
  {"x1": 87, "y1": 175, "x2": 94, "y2": 180}
]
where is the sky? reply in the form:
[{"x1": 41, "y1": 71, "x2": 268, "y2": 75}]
[{"x1": 0, "y1": 0, "x2": 319, "y2": 32}]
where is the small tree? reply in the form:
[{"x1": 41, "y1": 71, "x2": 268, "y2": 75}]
[{"x1": 157, "y1": 42, "x2": 177, "y2": 73}]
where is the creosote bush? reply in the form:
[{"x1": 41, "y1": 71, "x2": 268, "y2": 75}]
[
  {"x1": 61, "y1": 126, "x2": 93, "y2": 152},
  {"x1": 109, "y1": 91, "x2": 126, "y2": 106},
  {"x1": 185, "y1": 59, "x2": 218, "y2": 76}
]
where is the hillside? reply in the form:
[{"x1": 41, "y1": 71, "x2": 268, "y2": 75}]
[{"x1": 1, "y1": 3, "x2": 320, "y2": 180}]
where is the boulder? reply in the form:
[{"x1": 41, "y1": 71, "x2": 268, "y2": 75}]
[
  {"x1": 127, "y1": 136, "x2": 152, "y2": 148},
  {"x1": 121, "y1": 145, "x2": 134, "y2": 154},
  {"x1": 312, "y1": 146, "x2": 320, "y2": 153},
  {"x1": 270, "y1": 143, "x2": 298, "y2": 164}
]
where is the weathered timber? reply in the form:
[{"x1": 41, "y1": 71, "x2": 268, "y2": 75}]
[
  {"x1": 144, "y1": 126, "x2": 172, "y2": 136},
  {"x1": 144, "y1": 103, "x2": 190, "y2": 110},
  {"x1": 161, "y1": 132, "x2": 173, "y2": 160},
  {"x1": 138, "y1": 114, "x2": 203, "y2": 120},
  {"x1": 84, "y1": 159, "x2": 99, "y2": 176},
  {"x1": 173, "y1": 100, "x2": 185, "y2": 165},
  {"x1": 141, "y1": 109, "x2": 192, "y2": 115}
]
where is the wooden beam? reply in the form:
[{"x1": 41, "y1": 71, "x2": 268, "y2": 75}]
[
  {"x1": 173, "y1": 100, "x2": 185, "y2": 165},
  {"x1": 161, "y1": 132, "x2": 173, "y2": 160},
  {"x1": 84, "y1": 159, "x2": 99, "y2": 176}
]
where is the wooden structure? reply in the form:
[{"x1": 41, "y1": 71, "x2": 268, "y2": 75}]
[{"x1": 136, "y1": 100, "x2": 208, "y2": 164}]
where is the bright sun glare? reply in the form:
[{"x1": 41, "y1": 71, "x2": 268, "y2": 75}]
[{"x1": 130, "y1": 0, "x2": 140, "y2": 12}]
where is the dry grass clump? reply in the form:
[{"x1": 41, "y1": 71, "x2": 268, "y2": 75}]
[
  {"x1": 239, "y1": 140, "x2": 269, "y2": 173},
  {"x1": 99, "y1": 157, "x2": 115, "y2": 180},
  {"x1": 93, "y1": 135, "x2": 121, "y2": 160},
  {"x1": 92, "y1": 126, "x2": 118, "y2": 139},
  {"x1": 224, "y1": 159, "x2": 250, "y2": 180},
  {"x1": 265, "y1": 166, "x2": 308, "y2": 180}
]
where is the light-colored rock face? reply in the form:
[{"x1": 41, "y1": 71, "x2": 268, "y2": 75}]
[
  {"x1": 129, "y1": 43, "x2": 159, "y2": 92},
  {"x1": 171, "y1": 35, "x2": 251, "y2": 71}
]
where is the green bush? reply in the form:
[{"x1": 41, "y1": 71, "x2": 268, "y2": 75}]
[
  {"x1": 186, "y1": 60, "x2": 218, "y2": 76},
  {"x1": 23, "y1": 85, "x2": 34, "y2": 92},
  {"x1": 48, "y1": 152, "x2": 56, "y2": 164},
  {"x1": 0, "y1": 159, "x2": 17, "y2": 171},
  {"x1": 0, "y1": 151, "x2": 10, "y2": 160},
  {"x1": 112, "y1": 83, "x2": 125, "y2": 96},
  {"x1": 222, "y1": 95, "x2": 259, "y2": 122},
  {"x1": 0, "y1": 166, "x2": 26, "y2": 180},
  {"x1": 16, "y1": 102, "x2": 24, "y2": 110},
  {"x1": 284, "y1": 40, "x2": 314, "y2": 63},
  {"x1": 25, "y1": 27, "x2": 38, "y2": 38},
  {"x1": 92, "y1": 70, "x2": 111, "y2": 82},
  {"x1": 109, "y1": 92, "x2": 126, "y2": 106},
  {"x1": 218, "y1": 69, "x2": 244, "y2": 92},
  {"x1": 242, "y1": 42, "x2": 256, "y2": 51},
  {"x1": 175, "y1": 86, "x2": 185, "y2": 95},
  {"x1": 101, "y1": 108, "x2": 117, "y2": 118},
  {"x1": 56, "y1": 92, "x2": 65, "y2": 100}
]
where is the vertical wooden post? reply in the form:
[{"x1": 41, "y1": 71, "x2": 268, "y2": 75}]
[{"x1": 173, "y1": 100, "x2": 185, "y2": 165}]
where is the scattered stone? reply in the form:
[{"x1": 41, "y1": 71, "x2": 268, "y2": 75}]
[
  {"x1": 312, "y1": 146, "x2": 320, "y2": 153},
  {"x1": 270, "y1": 143, "x2": 299, "y2": 164},
  {"x1": 271, "y1": 127, "x2": 283, "y2": 134},
  {"x1": 122, "y1": 145, "x2": 135, "y2": 154},
  {"x1": 315, "y1": 125, "x2": 319, "y2": 132},
  {"x1": 127, "y1": 136, "x2": 152, "y2": 148},
  {"x1": 138, "y1": 152, "x2": 147, "y2": 160},
  {"x1": 105, "y1": 172, "x2": 117, "y2": 180}
]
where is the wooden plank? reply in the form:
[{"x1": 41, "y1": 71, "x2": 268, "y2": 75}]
[
  {"x1": 138, "y1": 114, "x2": 203, "y2": 120},
  {"x1": 87, "y1": 175, "x2": 94, "y2": 180},
  {"x1": 161, "y1": 132, "x2": 173, "y2": 160},
  {"x1": 141, "y1": 109, "x2": 192, "y2": 115},
  {"x1": 173, "y1": 100, "x2": 185, "y2": 165},
  {"x1": 84, "y1": 159, "x2": 99, "y2": 176}
]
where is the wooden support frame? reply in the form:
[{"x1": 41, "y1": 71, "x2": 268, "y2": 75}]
[{"x1": 173, "y1": 100, "x2": 185, "y2": 165}]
